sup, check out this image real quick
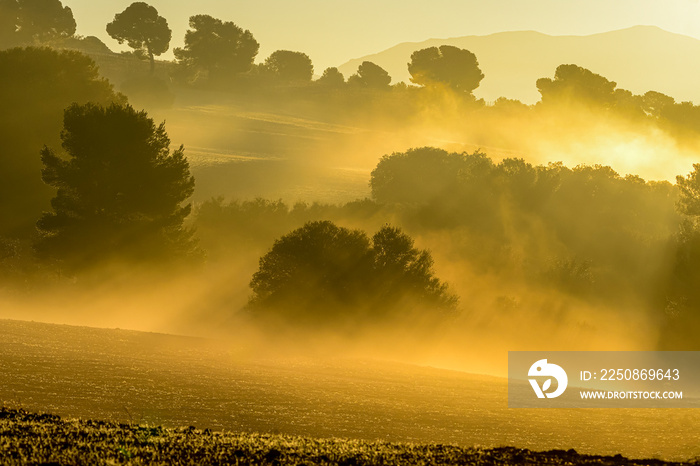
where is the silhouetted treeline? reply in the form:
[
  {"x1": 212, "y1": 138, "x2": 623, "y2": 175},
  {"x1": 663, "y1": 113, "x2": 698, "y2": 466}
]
[
  {"x1": 192, "y1": 147, "x2": 700, "y2": 347},
  {"x1": 195, "y1": 198, "x2": 384, "y2": 256},
  {"x1": 196, "y1": 149, "x2": 679, "y2": 301},
  {"x1": 3, "y1": 3, "x2": 700, "y2": 348},
  {"x1": 5, "y1": 1, "x2": 700, "y2": 141},
  {"x1": 369, "y1": 148, "x2": 678, "y2": 299},
  {"x1": 536, "y1": 64, "x2": 700, "y2": 140}
]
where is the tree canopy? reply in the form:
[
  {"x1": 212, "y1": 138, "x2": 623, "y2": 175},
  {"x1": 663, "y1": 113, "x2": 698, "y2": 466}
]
[
  {"x1": 536, "y1": 64, "x2": 617, "y2": 107},
  {"x1": 262, "y1": 50, "x2": 314, "y2": 84},
  {"x1": 532, "y1": 64, "x2": 700, "y2": 138},
  {"x1": 248, "y1": 221, "x2": 456, "y2": 325},
  {"x1": 655, "y1": 164, "x2": 700, "y2": 349},
  {"x1": 106, "y1": 2, "x2": 171, "y2": 73},
  {"x1": 348, "y1": 61, "x2": 391, "y2": 89},
  {"x1": 0, "y1": 47, "x2": 121, "y2": 238},
  {"x1": 36, "y1": 103, "x2": 198, "y2": 269},
  {"x1": 316, "y1": 67, "x2": 345, "y2": 88},
  {"x1": 676, "y1": 163, "x2": 700, "y2": 217},
  {"x1": 174, "y1": 15, "x2": 259, "y2": 84},
  {"x1": 408, "y1": 45, "x2": 484, "y2": 94},
  {"x1": 368, "y1": 146, "x2": 679, "y2": 300},
  {"x1": 370, "y1": 147, "x2": 489, "y2": 205},
  {"x1": 641, "y1": 91, "x2": 675, "y2": 118},
  {"x1": 0, "y1": 0, "x2": 75, "y2": 47}
]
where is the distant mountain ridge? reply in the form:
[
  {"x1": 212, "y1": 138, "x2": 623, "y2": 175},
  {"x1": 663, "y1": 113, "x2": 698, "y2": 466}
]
[{"x1": 338, "y1": 26, "x2": 700, "y2": 104}]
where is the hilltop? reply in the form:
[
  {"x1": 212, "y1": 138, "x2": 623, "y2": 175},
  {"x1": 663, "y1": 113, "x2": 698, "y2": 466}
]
[{"x1": 338, "y1": 26, "x2": 700, "y2": 104}]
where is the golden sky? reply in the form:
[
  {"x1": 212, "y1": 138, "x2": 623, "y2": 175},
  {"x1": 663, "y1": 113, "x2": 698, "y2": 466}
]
[{"x1": 67, "y1": 0, "x2": 700, "y2": 72}]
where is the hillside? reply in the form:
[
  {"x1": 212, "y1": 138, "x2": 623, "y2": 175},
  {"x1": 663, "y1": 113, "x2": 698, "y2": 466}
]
[
  {"x1": 0, "y1": 319, "x2": 699, "y2": 461},
  {"x1": 338, "y1": 26, "x2": 700, "y2": 104}
]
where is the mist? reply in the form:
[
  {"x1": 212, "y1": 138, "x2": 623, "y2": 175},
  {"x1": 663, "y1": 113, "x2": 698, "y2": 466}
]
[
  {"x1": 3, "y1": 44, "x2": 700, "y2": 368},
  {"x1": 2, "y1": 8, "x2": 700, "y2": 462}
]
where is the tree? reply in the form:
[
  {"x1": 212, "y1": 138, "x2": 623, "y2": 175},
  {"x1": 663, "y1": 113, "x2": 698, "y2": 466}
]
[
  {"x1": 659, "y1": 101, "x2": 700, "y2": 136},
  {"x1": 106, "y1": 2, "x2": 171, "y2": 73},
  {"x1": 36, "y1": 103, "x2": 198, "y2": 269},
  {"x1": 369, "y1": 147, "x2": 501, "y2": 232},
  {"x1": 641, "y1": 91, "x2": 675, "y2": 118},
  {"x1": 676, "y1": 163, "x2": 700, "y2": 217},
  {"x1": 371, "y1": 226, "x2": 456, "y2": 310},
  {"x1": 262, "y1": 50, "x2": 314, "y2": 84},
  {"x1": 174, "y1": 15, "x2": 259, "y2": 83},
  {"x1": 316, "y1": 67, "x2": 345, "y2": 87},
  {"x1": 408, "y1": 45, "x2": 484, "y2": 94},
  {"x1": 0, "y1": 47, "x2": 121, "y2": 238},
  {"x1": 494, "y1": 157, "x2": 539, "y2": 210},
  {"x1": 491, "y1": 97, "x2": 529, "y2": 113},
  {"x1": 348, "y1": 61, "x2": 391, "y2": 89},
  {"x1": 248, "y1": 221, "x2": 456, "y2": 326},
  {"x1": 612, "y1": 88, "x2": 644, "y2": 118},
  {"x1": 370, "y1": 147, "x2": 485, "y2": 205},
  {"x1": 249, "y1": 221, "x2": 371, "y2": 318},
  {"x1": 0, "y1": 0, "x2": 75, "y2": 47},
  {"x1": 536, "y1": 64, "x2": 617, "y2": 107},
  {"x1": 656, "y1": 164, "x2": 700, "y2": 349}
]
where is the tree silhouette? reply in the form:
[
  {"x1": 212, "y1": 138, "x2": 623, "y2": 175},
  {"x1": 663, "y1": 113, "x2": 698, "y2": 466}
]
[
  {"x1": 371, "y1": 226, "x2": 457, "y2": 310},
  {"x1": 660, "y1": 101, "x2": 700, "y2": 136},
  {"x1": 370, "y1": 147, "x2": 480, "y2": 205},
  {"x1": 174, "y1": 15, "x2": 259, "y2": 84},
  {"x1": 316, "y1": 67, "x2": 345, "y2": 87},
  {"x1": 248, "y1": 221, "x2": 456, "y2": 325},
  {"x1": 494, "y1": 157, "x2": 540, "y2": 210},
  {"x1": 408, "y1": 45, "x2": 484, "y2": 94},
  {"x1": 536, "y1": 64, "x2": 616, "y2": 107},
  {"x1": 106, "y1": 2, "x2": 171, "y2": 74},
  {"x1": 641, "y1": 91, "x2": 675, "y2": 119},
  {"x1": 263, "y1": 50, "x2": 314, "y2": 84},
  {"x1": 657, "y1": 164, "x2": 700, "y2": 349},
  {"x1": 0, "y1": 47, "x2": 121, "y2": 238},
  {"x1": 676, "y1": 163, "x2": 700, "y2": 217},
  {"x1": 348, "y1": 61, "x2": 391, "y2": 89},
  {"x1": 36, "y1": 103, "x2": 198, "y2": 269},
  {"x1": 249, "y1": 221, "x2": 371, "y2": 316},
  {"x1": 0, "y1": 0, "x2": 75, "y2": 47}
]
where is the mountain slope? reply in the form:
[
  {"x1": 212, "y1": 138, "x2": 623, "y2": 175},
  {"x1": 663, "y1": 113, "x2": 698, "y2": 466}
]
[{"x1": 338, "y1": 26, "x2": 700, "y2": 104}]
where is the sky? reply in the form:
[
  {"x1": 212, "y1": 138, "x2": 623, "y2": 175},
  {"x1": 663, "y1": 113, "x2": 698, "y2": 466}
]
[{"x1": 66, "y1": 0, "x2": 700, "y2": 72}]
